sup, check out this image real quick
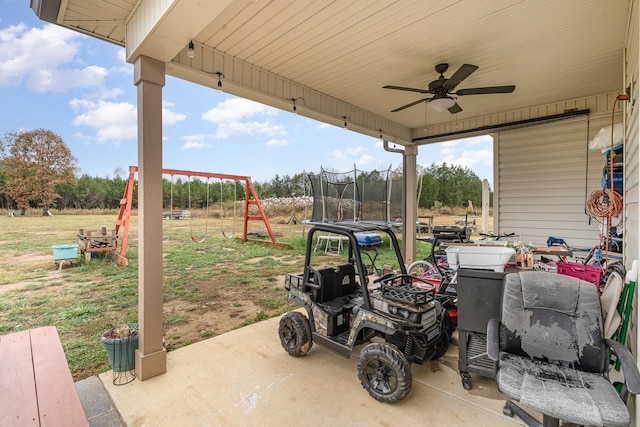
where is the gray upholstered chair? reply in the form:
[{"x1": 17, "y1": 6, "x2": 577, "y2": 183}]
[{"x1": 487, "y1": 271, "x2": 640, "y2": 427}]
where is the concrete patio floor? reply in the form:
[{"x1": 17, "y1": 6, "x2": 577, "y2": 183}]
[{"x1": 97, "y1": 314, "x2": 531, "y2": 427}]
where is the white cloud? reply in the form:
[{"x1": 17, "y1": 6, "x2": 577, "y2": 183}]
[
  {"x1": 71, "y1": 99, "x2": 137, "y2": 142},
  {"x1": 317, "y1": 123, "x2": 332, "y2": 129},
  {"x1": 162, "y1": 108, "x2": 187, "y2": 125},
  {"x1": 356, "y1": 154, "x2": 374, "y2": 165},
  {"x1": 441, "y1": 148, "x2": 493, "y2": 170},
  {"x1": 330, "y1": 149, "x2": 346, "y2": 160},
  {"x1": 163, "y1": 101, "x2": 187, "y2": 125},
  {"x1": 266, "y1": 138, "x2": 290, "y2": 147},
  {"x1": 113, "y1": 49, "x2": 132, "y2": 74},
  {"x1": 202, "y1": 98, "x2": 277, "y2": 122},
  {"x1": 181, "y1": 135, "x2": 209, "y2": 149},
  {"x1": 97, "y1": 87, "x2": 124, "y2": 99},
  {"x1": 29, "y1": 64, "x2": 107, "y2": 92},
  {"x1": 201, "y1": 98, "x2": 284, "y2": 139},
  {"x1": 70, "y1": 97, "x2": 187, "y2": 142},
  {"x1": 347, "y1": 146, "x2": 366, "y2": 156},
  {"x1": 0, "y1": 23, "x2": 106, "y2": 91}
]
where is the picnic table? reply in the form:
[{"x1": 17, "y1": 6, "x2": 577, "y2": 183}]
[{"x1": 0, "y1": 326, "x2": 88, "y2": 426}]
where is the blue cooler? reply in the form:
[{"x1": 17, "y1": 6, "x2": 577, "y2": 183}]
[{"x1": 355, "y1": 232, "x2": 382, "y2": 248}]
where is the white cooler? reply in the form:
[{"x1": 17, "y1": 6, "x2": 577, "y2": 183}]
[{"x1": 445, "y1": 246, "x2": 515, "y2": 272}]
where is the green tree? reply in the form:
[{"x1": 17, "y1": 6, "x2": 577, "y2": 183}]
[
  {"x1": 418, "y1": 162, "x2": 484, "y2": 209},
  {"x1": 1, "y1": 129, "x2": 77, "y2": 213}
]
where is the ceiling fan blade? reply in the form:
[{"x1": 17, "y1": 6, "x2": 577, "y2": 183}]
[
  {"x1": 455, "y1": 85, "x2": 516, "y2": 95},
  {"x1": 383, "y1": 85, "x2": 428, "y2": 93},
  {"x1": 391, "y1": 98, "x2": 430, "y2": 112},
  {"x1": 448, "y1": 103, "x2": 462, "y2": 114},
  {"x1": 442, "y1": 64, "x2": 478, "y2": 91}
]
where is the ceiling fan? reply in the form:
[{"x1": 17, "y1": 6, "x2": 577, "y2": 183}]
[{"x1": 383, "y1": 63, "x2": 515, "y2": 114}]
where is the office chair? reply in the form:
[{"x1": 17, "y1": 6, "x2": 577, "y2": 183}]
[{"x1": 487, "y1": 271, "x2": 640, "y2": 426}]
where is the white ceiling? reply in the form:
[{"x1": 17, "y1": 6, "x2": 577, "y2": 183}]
[{"x1": 36, "y1": 0, "x2": 630, "y2": 142}]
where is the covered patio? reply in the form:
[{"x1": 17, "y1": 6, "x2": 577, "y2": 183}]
[
  {"x1": 31, "y1": 0, "x2": 640, "y2": 423},
  {"x1": 97, "y1": 314, "x2": 528, "y2": 426}
]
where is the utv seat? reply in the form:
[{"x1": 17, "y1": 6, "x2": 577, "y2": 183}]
[
  {"x1": 336, "y1": 263, "x2": 357, "y2": 296},
  {"x1": 315, "y1": 267, "x2": 340, "y2": 303}
]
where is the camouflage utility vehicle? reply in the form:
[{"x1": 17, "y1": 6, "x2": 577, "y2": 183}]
[{"x1": 278, "y1": 221, "x2": 451, "y2": 403}]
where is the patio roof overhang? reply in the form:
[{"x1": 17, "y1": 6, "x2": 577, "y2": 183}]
[{"x1": 32, "y1": 0, "x2": 629, "y2": 144}]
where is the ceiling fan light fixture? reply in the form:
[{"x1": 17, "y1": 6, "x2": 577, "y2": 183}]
[{"x1": 428, "y1": 96, "x2": 455, "y2": 112}]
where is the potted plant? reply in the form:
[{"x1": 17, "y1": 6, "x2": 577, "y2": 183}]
[
  {"x1": 510, "y1": 241, "x2": 535, "y2": 269},
  {"x1": 101, "y1": 323, "x2": 139, "y2": 373}
]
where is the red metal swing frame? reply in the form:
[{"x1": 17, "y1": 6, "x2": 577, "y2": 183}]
[{"x1": 114, "y1": 166, "x2": 284, "y2": 266}]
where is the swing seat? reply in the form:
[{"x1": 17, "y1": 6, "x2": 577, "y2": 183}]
[
  {"x1": 191, "y1": 235, "x2": 207, "y2": 243},
  {"x1": 221, "y1": 231, "x2": 235, "y2": 239}
]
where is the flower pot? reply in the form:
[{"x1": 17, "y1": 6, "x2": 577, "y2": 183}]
[{"x1": 101, "y1": 323, "x2": 139, "y2": 372}]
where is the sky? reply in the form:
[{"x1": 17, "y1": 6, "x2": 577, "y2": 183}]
[{"x1": 0, "y1": 1, "x2": 494, "y2": 184}]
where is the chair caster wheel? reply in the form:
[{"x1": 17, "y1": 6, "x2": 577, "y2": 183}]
[
  {"x1": 461, "y1": 373, "x2": 472, "y2": 390},
  {"x1": 502, "y1": 403, "x2": 513, "y2": 417}
]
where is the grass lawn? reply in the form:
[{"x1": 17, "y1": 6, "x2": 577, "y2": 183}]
[{"x1": 0, "y1": 212, "x2": 448, "y2": 380}]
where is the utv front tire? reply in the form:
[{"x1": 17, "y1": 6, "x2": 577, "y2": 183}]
[
  {"x1": 278, "y1": 311, "x2": 313, "y2": 357},
  {"x1": 357, "y1": 343, "x2": 412, "y2": 403}
]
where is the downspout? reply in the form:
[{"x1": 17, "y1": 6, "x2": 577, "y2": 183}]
[{"x1": 383, "y1": 140, "x2": 414, "y2": 263}]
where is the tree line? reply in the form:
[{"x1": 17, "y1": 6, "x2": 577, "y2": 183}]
[
  {"x1": 0, "y1": 130, "x2": 488, "y2": 213},
  {"x1": 418, "y1": 163, "x2": 488, "y2": 210}
]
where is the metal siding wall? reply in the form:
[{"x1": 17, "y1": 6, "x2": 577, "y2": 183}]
[{"x1": 496, "y1": 115, "x2": 615, "y2": 248}]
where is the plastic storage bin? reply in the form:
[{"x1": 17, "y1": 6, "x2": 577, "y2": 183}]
[
  {"x1": 52, "y1": 244, "x2": 79, "y2": 261},
  {"x1": 556, "y1": 261, "x2": 603, "y2": 290},
  {"x1": 445, "y1": 246, "x2": 515, "y2": 272}
]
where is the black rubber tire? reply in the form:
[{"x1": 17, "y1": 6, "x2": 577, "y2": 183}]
[
  {"x1": 357, "y1": 343, "x2": 412, "y2": 403},
  {"x1": 432, "y1": 311, "x2": 453, "y2": 360},
  {"x1": 278, "y1": 311, "x2": 313, "y2": 357}
]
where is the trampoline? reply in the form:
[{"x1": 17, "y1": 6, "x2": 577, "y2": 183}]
[{"x1": 307, "y1": 166, "x2": 402, "y2": 224}]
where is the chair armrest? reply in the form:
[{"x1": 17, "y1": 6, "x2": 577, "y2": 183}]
[
  {"x1": 487, "y1": 318, "x2": 500, "y2": 361},
  {"x1": 606, "y1": 338, "x2": 640, "y2": 394}
]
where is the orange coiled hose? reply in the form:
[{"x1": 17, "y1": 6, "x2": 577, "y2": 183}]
[{"x1": 585, "y1": 188, "x2": 622, "y2": 221}]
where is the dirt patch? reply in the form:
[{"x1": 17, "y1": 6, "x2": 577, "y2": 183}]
[
  {"x1": 162, "y1": 274, "x2": 271, "y2": 350},
  {"x1": 6, "y1": 253, "x2": 53, "y2": 266}
]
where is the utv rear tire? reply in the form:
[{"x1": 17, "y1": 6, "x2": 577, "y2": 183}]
[
  {"x1": 278, "y1": 312, "x2": 313, "y2": 357},
  {"x1": 433, "y1": 311, "x2": 453, "y2": 360},
  {"x1": 357, "y1": 343, "x2": 412, "y2": 403}
]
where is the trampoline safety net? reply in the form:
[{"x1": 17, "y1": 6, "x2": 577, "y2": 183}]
[{"x1": 308, "y1": 166, "x2": 402, "y2": 223}]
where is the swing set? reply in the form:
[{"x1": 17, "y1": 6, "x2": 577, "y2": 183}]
[
  {"x1": 187, "y1": 176, "x2": 211, "y2": 243},
  {"x1": 114, "y1": 166, "x2": 284, "y2": 266}
]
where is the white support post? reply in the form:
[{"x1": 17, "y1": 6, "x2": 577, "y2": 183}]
[{"x1": 134, "y1": 55, "x2": 167, "y2": 381}]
